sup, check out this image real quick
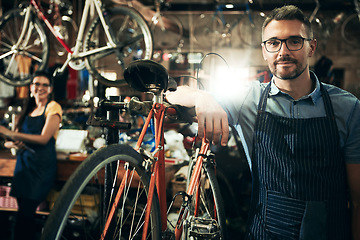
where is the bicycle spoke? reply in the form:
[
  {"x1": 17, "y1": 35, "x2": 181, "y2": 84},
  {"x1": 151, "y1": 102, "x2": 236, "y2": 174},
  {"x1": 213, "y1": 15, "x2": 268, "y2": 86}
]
[
  {"x1": 4, "y1": 54, "x2": 17, "y2": 76},
  {"x1": 128, "y1": 178, "x2": 140, "y2": 238},
  {"x1": 21, "y1": 51, "x2": 44, "y2": 63},
  {"x1": 0, "y1": 40, "x2": 14, "y2": 51},
  {"x1": 3, "y1": 20, "x2": 18, "y2": 46},
  {"x1": 0, "y1": 49, "x2": 16, "y2": 60}
]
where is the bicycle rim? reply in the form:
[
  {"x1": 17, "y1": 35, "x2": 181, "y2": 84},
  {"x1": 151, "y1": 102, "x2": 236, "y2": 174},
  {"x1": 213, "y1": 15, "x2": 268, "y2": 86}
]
[
  {"x1": 0, "y1": 8, "x2": 49, "y2": 86},
  {"x1": 84, "y1": 6, "x2": 153, "y2": 87},
  {"x1": 151, "y1": 13, "x2": 183, "y2": 50},
  {"x1": 341, "y1": 13, "x2": 360, "y2": 48},
  {"x1": 191, "y1": 14, "x2": 223, "y2": 50},
  {"x1": 41, "y1": 144, "x2": 161, "y2": 240},
  {"x1": 237, "y1": 12, "x2": 265, "y2": 48},
  {"x1": 185, "y1": 158, "x2": 228, "y2": 240}
]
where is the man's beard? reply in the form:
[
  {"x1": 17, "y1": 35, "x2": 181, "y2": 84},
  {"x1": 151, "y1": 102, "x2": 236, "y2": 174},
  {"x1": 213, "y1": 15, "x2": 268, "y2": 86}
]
[{"x1": 271, "y1": 57, "x2": 307, "y2": 80}]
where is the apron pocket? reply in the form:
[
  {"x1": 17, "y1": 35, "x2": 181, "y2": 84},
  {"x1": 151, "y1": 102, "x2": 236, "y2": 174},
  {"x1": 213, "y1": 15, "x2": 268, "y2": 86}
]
[
  {"x1": 299, "y1": 201, "x2": 327, "y2": 240},
  {"x1": 265, "y1": 191, "x2": 305, "y2": 240}
]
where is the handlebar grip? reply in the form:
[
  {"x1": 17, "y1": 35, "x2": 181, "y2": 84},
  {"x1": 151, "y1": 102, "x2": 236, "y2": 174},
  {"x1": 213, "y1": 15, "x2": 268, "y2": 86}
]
[
  {"x1": 167, "y1": 105, "x2": 196, "y2": 123},
  {"x1": 87, "y1": 116, "x2": 131, "y2": 130}
]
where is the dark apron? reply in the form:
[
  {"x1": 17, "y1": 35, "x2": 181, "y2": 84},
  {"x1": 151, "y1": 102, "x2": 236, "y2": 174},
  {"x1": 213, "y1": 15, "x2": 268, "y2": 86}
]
[
  {"x1": 246, "y1": 82, "x2": 351, "y2": 240},
  {"x1": 10, "y1": 102, "x2": 57, "y2": 202}
]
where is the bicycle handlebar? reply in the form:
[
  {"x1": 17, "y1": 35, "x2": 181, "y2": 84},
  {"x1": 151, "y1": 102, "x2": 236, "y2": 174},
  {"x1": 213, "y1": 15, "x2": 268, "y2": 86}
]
[{"x1": 87, "y1": 97, "x2": 196, "y2": 130}]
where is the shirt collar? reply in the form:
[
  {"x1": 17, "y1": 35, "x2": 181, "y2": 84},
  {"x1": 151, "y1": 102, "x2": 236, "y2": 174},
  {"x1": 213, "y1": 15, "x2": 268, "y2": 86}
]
[{"x1": 269, "y1": 71, "x2": 321, "y2": 104}]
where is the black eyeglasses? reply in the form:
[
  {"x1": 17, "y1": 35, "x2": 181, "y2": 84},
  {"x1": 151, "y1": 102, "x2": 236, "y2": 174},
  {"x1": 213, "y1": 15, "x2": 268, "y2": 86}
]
[
  {"x1": 31, "y1": 82, "x2": 50, "y2": 88},
  {"x1": 262, "y1": 36, "x2": 312, "y2": 53}
]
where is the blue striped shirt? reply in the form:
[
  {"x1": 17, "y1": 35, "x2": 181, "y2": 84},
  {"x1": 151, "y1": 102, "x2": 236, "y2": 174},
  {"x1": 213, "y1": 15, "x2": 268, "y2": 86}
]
[{"x1": 218, "y1": 71, "x2": 360, "y2": 169}]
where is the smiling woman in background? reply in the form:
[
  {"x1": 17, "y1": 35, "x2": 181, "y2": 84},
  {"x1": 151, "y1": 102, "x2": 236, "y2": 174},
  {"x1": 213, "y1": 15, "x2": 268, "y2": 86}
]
[{"x1": 0, "y1": 71, "x2": 62, "y2": 240}]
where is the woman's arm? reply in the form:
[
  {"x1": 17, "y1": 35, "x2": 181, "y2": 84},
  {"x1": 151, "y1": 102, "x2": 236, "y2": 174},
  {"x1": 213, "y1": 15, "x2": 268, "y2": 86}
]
[{"x1": 0, "y1": 114, "x2": 61, "y2": 145}]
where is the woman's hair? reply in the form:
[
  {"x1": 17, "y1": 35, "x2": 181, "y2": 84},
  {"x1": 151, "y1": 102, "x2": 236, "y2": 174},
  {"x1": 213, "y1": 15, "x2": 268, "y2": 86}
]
[
  {"x1": 15, "y1": 71, "x2": 53, "y2": 130},
  {"x1": 32, "y1": 70, "x2": 53, "y2": 86},
  {"x1": 262, "y1": 5, "x2": 313, "y2": 39}
]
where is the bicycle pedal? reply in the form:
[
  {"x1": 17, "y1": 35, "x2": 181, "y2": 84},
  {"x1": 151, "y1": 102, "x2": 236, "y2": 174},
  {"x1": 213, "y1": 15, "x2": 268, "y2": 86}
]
[{"x1": 189, "y1": 217, "x2": 221, "y2": 239}]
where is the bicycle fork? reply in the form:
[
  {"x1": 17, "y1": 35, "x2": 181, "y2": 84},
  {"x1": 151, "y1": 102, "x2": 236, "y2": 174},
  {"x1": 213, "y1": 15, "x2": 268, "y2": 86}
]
[{"x1": 174, "y1": 139, "x2": 221, "y2": 240}]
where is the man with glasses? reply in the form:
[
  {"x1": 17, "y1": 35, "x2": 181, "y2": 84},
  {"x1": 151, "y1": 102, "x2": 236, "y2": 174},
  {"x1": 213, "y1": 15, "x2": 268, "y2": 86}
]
[{"x1": 167, "y1": 5, "x2": 360, "y2": 240}]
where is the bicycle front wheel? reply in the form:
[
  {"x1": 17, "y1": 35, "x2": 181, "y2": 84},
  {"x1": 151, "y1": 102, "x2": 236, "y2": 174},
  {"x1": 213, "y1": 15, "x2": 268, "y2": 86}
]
[
  {"x1": 151, "y1": 13, "x2": 183, "y2": 50},
  {"x1": 41, "y1": 144, "x2": 161, "y2": 240},
  {"x1": 185, "y1": 156, "x2": 228, "y2": 239},
  {"x1": 0, "y1": 8, "x2": 49, "y2": 86},
  {"x1": 237, "y1": 11, "x2": 265, "y2": 48},
  {"x1": 84, "y1": 6, "x2": 153, "y2": 87},
  {"x1": 191, "y1": 13, "x2": 223, "y2": 50},
  {"x1": 341, "y1": 13, "x2": 360, "y2": 48}
]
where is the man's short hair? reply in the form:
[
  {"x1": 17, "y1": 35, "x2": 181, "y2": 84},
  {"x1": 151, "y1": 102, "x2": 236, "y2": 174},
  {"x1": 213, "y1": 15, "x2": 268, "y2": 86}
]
[{"x1": 262, "y1": 5, "x2": 313, "y2": 39}]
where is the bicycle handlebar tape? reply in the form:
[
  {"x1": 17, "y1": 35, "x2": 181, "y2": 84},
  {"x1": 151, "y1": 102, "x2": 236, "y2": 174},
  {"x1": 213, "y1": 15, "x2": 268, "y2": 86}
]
[{"x1": 124, "y1": 59, "x2": 169, "y2": 93}]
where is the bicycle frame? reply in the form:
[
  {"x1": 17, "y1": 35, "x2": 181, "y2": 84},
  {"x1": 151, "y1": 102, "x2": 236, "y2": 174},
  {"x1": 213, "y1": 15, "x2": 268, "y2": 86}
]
[
  {"x1": 99, "y1": 93, "x2": 212, "y2": 240},
  {"x1": 26, "y1": 0, "x2": 119, "y2": 72}
]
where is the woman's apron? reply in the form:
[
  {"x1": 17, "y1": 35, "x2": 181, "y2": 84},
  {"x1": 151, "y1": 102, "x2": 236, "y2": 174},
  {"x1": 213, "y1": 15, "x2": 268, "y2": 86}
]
[
  {"x1": 246, "y1": 82, "x2": 351, "y2": 239},
  {"x1": 10, "y1": 102, "x2": 57, "y2": 202}
]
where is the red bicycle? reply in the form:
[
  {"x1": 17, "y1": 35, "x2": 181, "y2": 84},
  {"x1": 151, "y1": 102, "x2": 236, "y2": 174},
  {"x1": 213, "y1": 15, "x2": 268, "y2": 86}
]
[{"x1": 41, "y1": 59, "x2": 228, "y2": 239}]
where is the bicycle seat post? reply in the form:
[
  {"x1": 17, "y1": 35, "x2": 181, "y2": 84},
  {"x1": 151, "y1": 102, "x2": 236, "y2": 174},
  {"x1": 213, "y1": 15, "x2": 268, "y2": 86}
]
[{"x1": 152, "y1": 89, "x2": 164, "y2": 105}]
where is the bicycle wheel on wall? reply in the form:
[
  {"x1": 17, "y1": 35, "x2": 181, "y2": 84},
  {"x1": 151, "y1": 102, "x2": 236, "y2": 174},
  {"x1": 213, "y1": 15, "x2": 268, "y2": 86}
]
[
  {"x1": 0, "y1": 8, "x2": 49, "y2": 86},
  {"x1": 185, "y1": 156, "x2": 228, "y2": 240},
  {"x1": 237, "y1": 11, "x2": 265, "y2": 48},
  {"x1": 84, "y1": 6, "x2": 153, "y2": 87},
  {"x1": 191, "y1": 13, "x2": 223, "y2": 50},
  {"x1": 341, "y1": 13, "x2": 360, "y2": 48},
  {"x1": 41, "y1": 144, "x2": 161, "y2": 240},
  {"x1": 151, "y1": 13, "x2": 183, "y2": 50}
]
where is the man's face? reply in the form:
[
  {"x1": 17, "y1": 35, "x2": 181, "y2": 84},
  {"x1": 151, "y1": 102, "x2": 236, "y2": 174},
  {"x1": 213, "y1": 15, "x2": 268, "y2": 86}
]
[{"x1": 262, "y1": 20, "x2": 316, "y2": 80}]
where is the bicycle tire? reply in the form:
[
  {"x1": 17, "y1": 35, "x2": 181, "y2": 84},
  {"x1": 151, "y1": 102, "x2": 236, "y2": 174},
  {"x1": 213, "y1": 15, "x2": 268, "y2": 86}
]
[
  {"x1": 185, "y1": 155, "x2": 228, "y2": 240},
  {"x1": 41, "y1": 144, "x2": 161, "y2": 240},
  {"x1": 237, "y1": 11, "x2": 265, "y2": 48},
  {"x1": 341, "y1": 13, "x2": 360, "y2": 48},
  {"x1": 0, "y1": 8, "x2": 49, "y2": 86},
  {"x1": 151, "y1": 13, "x2": 183, "y2": 50},
  {"x1": 84, "y1": 6, "x2": 153, "y2": 87},
  {"x1": 191, "y1": 13, "x2": 224, "y2": 50}
]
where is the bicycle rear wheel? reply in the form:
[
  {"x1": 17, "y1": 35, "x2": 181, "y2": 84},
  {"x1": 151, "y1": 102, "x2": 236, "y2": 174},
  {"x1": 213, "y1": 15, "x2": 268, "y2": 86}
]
[
  {"x1": 0, "y1": 8, "x2": 49, "y2": 86},
  {"x1": 191, "y1": 13, "x2": 223, "y2": 50},
  {"x1": 151, "y1": 13, "x2": 183, "y2": 50},
  {"x1": 341, "y1": 13, "x2": 360, "y2": 48},
  {"x1": 237, "y1": 11, "x2": 265, "y2": 48},
  {"x1": 41, "y1": 144, "x2": 161, "y2": 240},
  {"x1": 185, "y1": 155, "x2": 228, "y2": 239},
  {"x1": 84, "y1": 6, "x2": 153, "y2": 87}
]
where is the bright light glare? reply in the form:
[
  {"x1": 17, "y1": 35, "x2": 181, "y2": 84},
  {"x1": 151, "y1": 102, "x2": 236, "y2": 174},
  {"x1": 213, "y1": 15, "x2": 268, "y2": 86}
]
[
  {"x1": 209, "y1": 66, "x2": 250, "y2": 99},
  {"x1": 225, "y1": 4, "x2": 234, "y2": 9}
]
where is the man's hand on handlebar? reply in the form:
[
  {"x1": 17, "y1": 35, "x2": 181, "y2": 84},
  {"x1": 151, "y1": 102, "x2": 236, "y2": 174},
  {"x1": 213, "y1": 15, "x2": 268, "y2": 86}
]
[{"x1": 166, "y1": 86, "x2": 229, "y2": 146}]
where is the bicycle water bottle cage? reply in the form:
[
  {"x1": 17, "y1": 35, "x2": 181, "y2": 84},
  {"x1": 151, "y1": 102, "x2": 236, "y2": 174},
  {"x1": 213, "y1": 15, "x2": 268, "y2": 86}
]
[{"x1": 124, "y1": 59, "x2": 169, "y2": 93}]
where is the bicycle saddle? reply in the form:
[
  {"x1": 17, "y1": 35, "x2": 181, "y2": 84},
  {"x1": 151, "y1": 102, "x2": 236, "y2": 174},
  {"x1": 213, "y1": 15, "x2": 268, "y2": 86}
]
[{"x1": 124, "y1": 60, "x2": 169, "y2": 93}]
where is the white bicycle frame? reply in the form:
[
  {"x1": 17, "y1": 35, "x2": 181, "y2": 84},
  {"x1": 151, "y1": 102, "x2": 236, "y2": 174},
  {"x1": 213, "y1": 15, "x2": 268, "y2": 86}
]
[{"x1": 17, "y1": 0, "x2": 120, "y2": 73}]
